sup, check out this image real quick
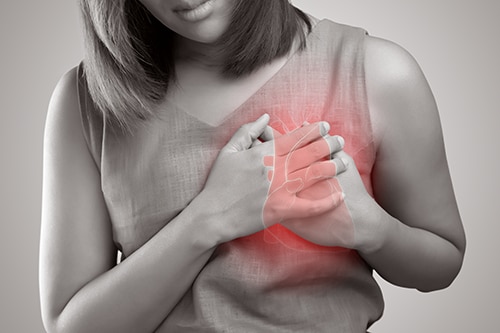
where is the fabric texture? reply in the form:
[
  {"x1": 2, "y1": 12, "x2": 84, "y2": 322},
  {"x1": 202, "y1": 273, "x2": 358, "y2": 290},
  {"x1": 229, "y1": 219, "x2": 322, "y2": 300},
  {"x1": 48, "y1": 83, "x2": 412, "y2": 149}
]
[{"x1": 77, "y1": 19, "x2": 384, "y2": 333}]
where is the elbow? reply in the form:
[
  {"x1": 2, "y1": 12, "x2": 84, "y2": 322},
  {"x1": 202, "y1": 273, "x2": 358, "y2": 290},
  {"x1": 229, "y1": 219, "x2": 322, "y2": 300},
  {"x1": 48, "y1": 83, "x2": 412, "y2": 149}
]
[
  {"x1": 41, "y1": 314, "x2": 62, "y2": 333},
  {"x1": 40, "y1": 299, "x2": 59, "y2": 333},
  {"x1": 41, "y1": 306, "x2": 79, "y2": 333},
  {"x1": 417, "y1": 275, "x2": 457, "y2": 293},
  {"x1": 41, "y1": 309, "x2": 72, "y2": 333},
  {"x1": 40, "y1": 294, "x2": 71, "y2": 333},
  {"x1": 418, "y1": 245, "x2": 465, "y2": 293},
  {"x1": 42, "y1": 315, "x2": 85, "y2": 333}
]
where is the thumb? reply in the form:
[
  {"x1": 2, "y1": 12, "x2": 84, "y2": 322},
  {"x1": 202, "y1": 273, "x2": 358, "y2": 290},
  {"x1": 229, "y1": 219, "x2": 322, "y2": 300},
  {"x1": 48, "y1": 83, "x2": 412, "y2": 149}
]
[
  {"x1": 222, "y1": 114, "x2": 270, "y2": 152},
  {"x1": 259, "y1": 126, "x2": 280, "y2": 142}
]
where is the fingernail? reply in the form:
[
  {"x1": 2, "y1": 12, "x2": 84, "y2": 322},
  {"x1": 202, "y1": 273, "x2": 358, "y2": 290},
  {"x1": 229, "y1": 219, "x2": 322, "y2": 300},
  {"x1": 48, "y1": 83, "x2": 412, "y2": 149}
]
[
  {"x1": 337, "y1": 136, "x2": 345, "y2": 148},
  {"x1": 321, "y1": 122, "x2": 330, "y2": 135},
  {"x1": 259, "y1": 114, "x2": 269, "y2": 122}
]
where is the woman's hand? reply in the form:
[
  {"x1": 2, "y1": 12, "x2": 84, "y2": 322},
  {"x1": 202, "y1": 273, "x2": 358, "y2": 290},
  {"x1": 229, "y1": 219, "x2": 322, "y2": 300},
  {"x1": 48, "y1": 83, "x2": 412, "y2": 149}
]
[
  {"x1": 198, "y1": 115, "x2": 347, "y2": 244},
  {"x1": 259, "y1": 122, "x2": 377, "y2": 250},
  {"x1": 282, "y1": 149, "x2": 379, "y2": 250}
]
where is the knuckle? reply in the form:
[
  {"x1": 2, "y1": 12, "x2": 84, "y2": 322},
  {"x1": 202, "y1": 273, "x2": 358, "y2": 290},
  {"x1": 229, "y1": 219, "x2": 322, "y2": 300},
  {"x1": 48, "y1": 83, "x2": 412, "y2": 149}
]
[
  {"x1": 334, "y1": 135, "x2": 345, "y2": 149},
  {"x1": 309, "y1": 202, "x2": 323, "y2": 215},
  {"x1": 240, "y1": 123, "x2": 252, "y2": 131},
  {"x1": 326, "y1": 136, "x2": 344, "y2": 156},
  {"x1": 309, "y1": 164, "x2": 321, "y2": 178},
  {"x1": 334, "y1": 159, "x2": 346, "y2": 173},
  {"x1": 238, "y1": 123, "x2": 255, "y2": 137},
  {"x1": 341, "y1": 156, "x2": 351, "y2": 168},
  {"x1": 308, "y1": 142, "x2": 322, "y2": 158},
  {"x1": 290, "y1": 128, "x2": 303, "y2": 141}
]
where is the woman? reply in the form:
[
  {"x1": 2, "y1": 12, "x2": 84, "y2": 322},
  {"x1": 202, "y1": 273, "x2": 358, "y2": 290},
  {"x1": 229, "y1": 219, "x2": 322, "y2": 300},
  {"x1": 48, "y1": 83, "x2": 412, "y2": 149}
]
[{"x1": 40, "y1": 0, "x2": 466, "y2": 332}]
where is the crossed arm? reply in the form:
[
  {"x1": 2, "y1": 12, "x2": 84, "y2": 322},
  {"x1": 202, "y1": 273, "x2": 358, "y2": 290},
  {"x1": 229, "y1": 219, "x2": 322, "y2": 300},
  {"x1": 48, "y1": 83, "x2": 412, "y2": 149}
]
[
  {"x1": 40, "y1": 70, "x2": 343, "y2": 332},
  {"x1": 359, "y1": 35, "x2": 465, "y2": 290},
  {"x1": 39, "y1": 36, "x2": 465, "y2": 333}
]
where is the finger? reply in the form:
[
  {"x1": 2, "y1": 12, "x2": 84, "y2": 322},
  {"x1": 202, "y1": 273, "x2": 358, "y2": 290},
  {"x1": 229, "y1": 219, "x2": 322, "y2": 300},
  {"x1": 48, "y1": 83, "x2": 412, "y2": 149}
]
[
  {"x1": 298, "y1": 178, "x2": 343, "y2": 200},
  {"x1": 250, "y1": 139, "x2": 263, "y2": 148},
  {"x1": 284, "y1": 178, "x2": 304, "y2": 194},
  {"x1": 325, "y1": 135, "x2": 345, "y2": 156},
  {"x1": 286, "y1": 192, "x2": 345, "y2": 219},
  {"x1": 285, "y1": 137, "x2": 331, "y2": 173},
  {"x1": 288, "y1": 134, "x2": 345, "y2": 169},
  {"x1": 274, "y1": 122, "x2": 329, "y2": 156},
  {"x1": 331, "y1": 150, "x2": 351, "y2": 170},
  {"x1": 263, "y1": 155, "x2": 274, "y2": 167},
  {"x1": 285, "y1": 134, "x2": 346, "y2": 173},
  {"x1": 331, "y1": 155, "x2": 349, "y2": 174},
  {"x1": 222, "y1": 114, "x2": 270, "y2": 152},
  {"x1": 258, "y1": 126, "x2": 277, "y2": 142},
  {"x1": 288, "y1": 160, "x2": 338, "y2": 189}
]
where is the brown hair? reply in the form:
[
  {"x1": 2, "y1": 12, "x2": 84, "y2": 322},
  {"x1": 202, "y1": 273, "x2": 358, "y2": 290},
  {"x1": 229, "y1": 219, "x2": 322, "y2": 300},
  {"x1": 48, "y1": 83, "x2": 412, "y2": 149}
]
[{"x1": 79, "y1": 0, "x2": 311, "y2": 131}]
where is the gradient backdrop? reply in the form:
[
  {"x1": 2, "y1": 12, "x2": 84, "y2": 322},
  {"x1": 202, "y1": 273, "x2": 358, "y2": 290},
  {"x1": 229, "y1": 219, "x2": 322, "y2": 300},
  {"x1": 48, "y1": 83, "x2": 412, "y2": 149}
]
[{"x1": 1, "y1": 0, "x2": 498, "y2": 331}]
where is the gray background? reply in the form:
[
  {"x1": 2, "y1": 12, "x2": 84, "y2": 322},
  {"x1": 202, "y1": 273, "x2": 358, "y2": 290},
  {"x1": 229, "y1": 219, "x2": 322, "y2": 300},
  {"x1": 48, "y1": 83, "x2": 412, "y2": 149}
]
[{"x1": 1, "y1": 0, "x2": 498, "y2": 331}]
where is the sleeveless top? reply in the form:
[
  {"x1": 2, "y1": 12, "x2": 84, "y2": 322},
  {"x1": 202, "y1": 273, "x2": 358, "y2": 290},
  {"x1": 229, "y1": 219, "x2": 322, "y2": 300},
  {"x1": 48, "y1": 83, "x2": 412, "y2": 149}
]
[{"x1": 77, "y1": 19, "x2": 384, "y2": 332}]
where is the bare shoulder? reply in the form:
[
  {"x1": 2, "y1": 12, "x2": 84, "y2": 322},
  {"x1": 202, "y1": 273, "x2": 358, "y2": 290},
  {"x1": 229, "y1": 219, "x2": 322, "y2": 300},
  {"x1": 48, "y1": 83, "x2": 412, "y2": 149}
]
[
  {"x1": 41, "y1": 67, "x2": 116, "y2": 325},
  {"x1": 43, "y1": 65, "x2": 98, "y2": 188},
  {"x1": 364, "y1": 35, "x2": 423, "y2": 79},
  {"x1": 45, "y1": 66, "x2": 85, "y2": 151},
  {"x1": 363, "y1": 35, "x2": 440, "y2": 154},
  {"x1": 364, "y1": 35, "x2": 428, "y2": 96},
  {"x1": 362, "y1": 35, "x2": 465, "y2": 255},
  {"x1": 47, "y1": 66, "x2": 79, "y2": 117}
]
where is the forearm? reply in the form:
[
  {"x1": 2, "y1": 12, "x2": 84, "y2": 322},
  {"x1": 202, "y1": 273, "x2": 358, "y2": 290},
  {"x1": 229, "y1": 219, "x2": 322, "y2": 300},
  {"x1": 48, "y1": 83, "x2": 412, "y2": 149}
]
[
  {"x1": 358, "y1": 203, "x2": 464, "y2": 292},
  {"x1": 42, "y1": 113, "x2": 347, "y2": 332},
  {"x1": 50, "y1": 199, "x2": 219, "y2": 333}
]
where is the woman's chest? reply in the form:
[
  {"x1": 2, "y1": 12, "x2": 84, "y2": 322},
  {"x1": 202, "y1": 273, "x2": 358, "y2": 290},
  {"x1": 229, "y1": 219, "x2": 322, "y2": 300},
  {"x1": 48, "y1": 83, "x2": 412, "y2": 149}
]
[{"x1": 169, "y1": 56, "x2": 289, "y2": 127}]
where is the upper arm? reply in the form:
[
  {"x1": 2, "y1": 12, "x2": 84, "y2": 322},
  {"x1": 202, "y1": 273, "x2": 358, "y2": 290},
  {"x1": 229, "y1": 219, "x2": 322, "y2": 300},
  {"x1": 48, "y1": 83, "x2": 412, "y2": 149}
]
[
  {"x1": 40, "y1": 68, "x2": 116, "y2": 326},
  {"x1": 364, "y1": 36, "x2": 466, "y2": 254}
]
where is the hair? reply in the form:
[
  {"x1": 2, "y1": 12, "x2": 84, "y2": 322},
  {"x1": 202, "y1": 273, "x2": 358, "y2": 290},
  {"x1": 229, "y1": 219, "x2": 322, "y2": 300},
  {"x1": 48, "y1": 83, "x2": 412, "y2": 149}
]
[{"x1": 79, "y1": 0, "x2": 312, "y2": 131}]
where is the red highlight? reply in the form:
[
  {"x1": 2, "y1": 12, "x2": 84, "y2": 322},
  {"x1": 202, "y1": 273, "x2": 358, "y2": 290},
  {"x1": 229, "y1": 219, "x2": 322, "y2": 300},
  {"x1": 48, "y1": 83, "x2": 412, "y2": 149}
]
[{"x1": 261, "y1": 122, "x2": 355, "y2": 250}]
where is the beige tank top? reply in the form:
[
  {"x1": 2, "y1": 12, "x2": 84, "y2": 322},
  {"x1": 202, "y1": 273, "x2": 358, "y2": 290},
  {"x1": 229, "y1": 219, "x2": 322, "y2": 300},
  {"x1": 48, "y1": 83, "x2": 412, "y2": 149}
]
[{"x1": 77, "y1": 19, "x2": 384, "y2": 333}]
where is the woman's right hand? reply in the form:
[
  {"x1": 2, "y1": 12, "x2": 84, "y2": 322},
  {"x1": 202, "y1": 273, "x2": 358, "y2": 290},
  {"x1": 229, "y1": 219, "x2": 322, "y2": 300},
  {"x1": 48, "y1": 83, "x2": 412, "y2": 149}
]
[{"x1": 197, "y1": 114, "x2": 347, "y2": 244}]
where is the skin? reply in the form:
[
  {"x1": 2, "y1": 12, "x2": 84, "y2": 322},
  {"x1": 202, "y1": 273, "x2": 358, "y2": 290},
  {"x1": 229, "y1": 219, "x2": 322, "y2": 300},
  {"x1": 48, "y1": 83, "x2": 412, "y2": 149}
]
[
  {"x1": 139, "y1": 0, "x2": 234, "y2": 45},
  {"x1": 40, "y1": 1, "x2": 466, "y2": 332}
]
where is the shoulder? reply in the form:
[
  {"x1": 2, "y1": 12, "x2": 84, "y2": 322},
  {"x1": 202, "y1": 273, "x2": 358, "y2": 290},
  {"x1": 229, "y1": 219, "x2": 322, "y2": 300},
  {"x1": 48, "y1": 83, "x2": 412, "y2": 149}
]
[
  {"x1": 44, "y1": 65, "x2": 88, "y2": 159},
  {"x1": 46, "y1": 66, "x2": 79, "y2": 131},
  {"x1": 49, "y1": 66, "x2": 80, "y2": 113},
  {"x1": 363, "y1": 35, "x2": 439, "y2": 148},
  {"x1": 364, "y1": 35, "x2": 427, "y2": 92}
]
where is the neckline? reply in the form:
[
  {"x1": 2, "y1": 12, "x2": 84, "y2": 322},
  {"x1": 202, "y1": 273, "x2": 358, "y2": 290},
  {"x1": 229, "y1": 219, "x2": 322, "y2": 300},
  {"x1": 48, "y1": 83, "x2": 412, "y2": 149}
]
[{"x1": 168, "y1": 19, "x2": 326, "y2": 128}]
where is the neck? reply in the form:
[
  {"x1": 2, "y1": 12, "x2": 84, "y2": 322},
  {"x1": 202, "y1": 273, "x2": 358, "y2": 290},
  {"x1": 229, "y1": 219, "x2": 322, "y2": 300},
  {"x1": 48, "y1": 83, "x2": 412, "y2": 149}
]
[{"x1": 174, "y1": 35, "x2": 225, "y2": 71}]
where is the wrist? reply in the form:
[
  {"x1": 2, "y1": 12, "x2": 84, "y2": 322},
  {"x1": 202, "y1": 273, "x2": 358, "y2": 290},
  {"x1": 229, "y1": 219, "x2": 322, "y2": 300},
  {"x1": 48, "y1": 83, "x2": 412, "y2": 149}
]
[
  {"x1": 352, "y1": 197, "x2": 392, "y2": 255},
  {"x1": 188, "y1": 189, "x2": 234, "y2": 249}
]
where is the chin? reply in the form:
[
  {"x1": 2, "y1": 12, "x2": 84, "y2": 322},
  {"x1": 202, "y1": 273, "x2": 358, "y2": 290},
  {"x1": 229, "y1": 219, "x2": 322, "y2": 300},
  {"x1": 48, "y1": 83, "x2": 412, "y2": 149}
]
[{"x1": 175, "y1": 19, "x2": 229, "y2": 44}]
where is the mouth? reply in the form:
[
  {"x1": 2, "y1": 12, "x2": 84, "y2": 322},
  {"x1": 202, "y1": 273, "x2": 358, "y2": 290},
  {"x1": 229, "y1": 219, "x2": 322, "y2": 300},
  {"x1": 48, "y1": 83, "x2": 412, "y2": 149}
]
[
  {"x1": 174, "y1": 0, "x2": 212, "y2": 12},
  {"x1": 173, "y1": 0, "x2": 215, "y2": 22}
]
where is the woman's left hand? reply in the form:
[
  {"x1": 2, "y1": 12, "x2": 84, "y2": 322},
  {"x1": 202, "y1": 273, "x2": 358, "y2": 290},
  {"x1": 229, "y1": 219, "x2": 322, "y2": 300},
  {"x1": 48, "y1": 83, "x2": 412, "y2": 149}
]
[{"x1": 280, "y1": 148, "x2": 380, "y2": 250}]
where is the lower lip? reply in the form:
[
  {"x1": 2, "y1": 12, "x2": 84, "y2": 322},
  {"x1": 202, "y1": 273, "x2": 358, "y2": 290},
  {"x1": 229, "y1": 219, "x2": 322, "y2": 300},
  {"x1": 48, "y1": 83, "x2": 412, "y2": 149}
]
[{"x1": 175, "y1": 0, "x2": 215, "y2": 22}]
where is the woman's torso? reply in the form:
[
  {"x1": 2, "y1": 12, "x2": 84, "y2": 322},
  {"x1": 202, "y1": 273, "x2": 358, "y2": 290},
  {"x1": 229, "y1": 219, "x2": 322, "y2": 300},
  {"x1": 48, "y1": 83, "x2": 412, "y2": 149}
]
[{"x1": 77, "y1": 19, "x2": 384, "y2": 333}]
